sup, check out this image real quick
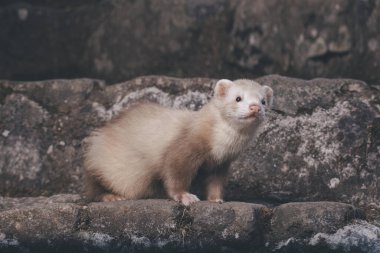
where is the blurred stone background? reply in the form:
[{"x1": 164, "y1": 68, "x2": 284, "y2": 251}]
[
  {"x1": 0, "y1": 0, "x2": 380, "y2": 85},
  {"x1": 1, "y1": 1, "x2": 380, "y2": 251}
]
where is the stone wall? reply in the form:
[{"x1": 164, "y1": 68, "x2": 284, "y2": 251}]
[
  {"x1": 1, "y1": 75, "x2": 379, "y2": 208},
  {"x1": 1, "y1": 0, "x2": 380, "y2": 84},
  {"x1": 1, "y1": 75, "x2": 379, "y2": 252},
  {"x1": 0, "y1": 195, "x2": 377, "y2": 252}
]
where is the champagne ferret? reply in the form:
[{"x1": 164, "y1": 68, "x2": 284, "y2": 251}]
[{"x1": 84, "y1": 79, "x2": 273, "y2": 205}]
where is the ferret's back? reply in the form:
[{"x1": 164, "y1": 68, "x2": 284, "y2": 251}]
[
  {"x1": 107, "y1": 103, "x2": 190, "y2": 154},
  {"x1": 86, "y1": 103, "x2": 192, "y2": 174}
]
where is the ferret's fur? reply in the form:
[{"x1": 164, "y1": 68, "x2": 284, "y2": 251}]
[{"x1": 84, "y1": 79, "x2": 273, "y2": 205}]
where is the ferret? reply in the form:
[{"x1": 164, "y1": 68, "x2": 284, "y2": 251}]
[{"x1": 84, "y1": 79, "x2": 273, "y2": 206}]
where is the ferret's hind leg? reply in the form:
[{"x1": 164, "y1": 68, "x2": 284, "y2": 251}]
[
  {"x1": 84, "y1": 171, "x2": 105, "y2": 202},
  {"x1": 84, "y1": 170, "x2": 126, "y2": 202},
  {"x1": 99, "y1": 193, "x2": 127, "y2": 202}
]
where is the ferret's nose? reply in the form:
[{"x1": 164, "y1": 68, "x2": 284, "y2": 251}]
[{"x1": 249, "y1": 104, "x2": 261, "y2": 114}]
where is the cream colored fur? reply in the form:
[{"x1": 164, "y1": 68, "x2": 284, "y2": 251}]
[
  {"x1": 85, "y1": 105, "x2": 192, "y2": 199},
  {"x1": 84, "y1": 79, "x2": 273, "y2": 205}
]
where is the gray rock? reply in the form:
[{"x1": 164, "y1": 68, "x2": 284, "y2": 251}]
[
  {"x1": 0, "y1": 203, "x2": 79, "y2": 244},
  {"x1": 270, "y1": 202, "x2": 364, "y2": 242},
  {"x1": 272, "y1": 220, "x2": 380, "y2": 253},
  {"x1": 1, "y1": 75, "x2": 380, "y2": 252},
  {"x1": 0, "y1": 75, "x2": 379, "y2": 211},
  {"x1": 227, "y1": 76, "x2": 380, "y2": 208},
  {"x1": 0, "y1": 194, "x2": 83, "y2": 211},
  {"x1": 308, "y1": 220, "x2": 380, "y2": 253},
  {"x1": 188, "y1": 201, "x2": 270, "y2": 249},
  {"x1": 0, "y1": 195, "x2": 375, "y2": 252},
  {"x1": 0, "y1": 79, "x2": 101, "y2": 196},
  {"x1": 0, "y1": 195, "x2": 271, "y2": 252},
  {"x1": 1, "y1": 1, "x2": 380, "y2": 84}
]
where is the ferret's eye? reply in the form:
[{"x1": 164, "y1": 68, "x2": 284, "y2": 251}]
[
  {"x1": 236, "y1": 96, "x2": 242, "y2": 102},
  {"x1": 261, "y1": 99, "x2": 266, "y2": 105}
]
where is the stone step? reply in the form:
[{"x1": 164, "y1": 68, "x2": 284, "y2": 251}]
[{"x1": 1, "y1": 194, "x2": 377, "y2": 253}]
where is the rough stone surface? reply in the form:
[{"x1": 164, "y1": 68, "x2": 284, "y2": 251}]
[
  {"x1": 0, "y1": 195, "x2": 271, "y2": 252},
  {"x1": 0, "y1": 75, "x2": 379, "y2": 252},
  {"x1": 1, "y1": 1, "x2": 380, "y2": 84},
  {"x1": 0, "y1": 79, "x2": 101, "y2": 196},
  {"x1": 270, "y1": 202, "x2": 364, "y2": 242},
  {"x1": 0, "y1": 75, "x2": 379, "y2": 209},
  {"x1": 0, "y1": 194, "x2": 375, "y2": 253},
  {"x1": 308, "y1": 220, "x2": 380, "y2": 253},
  {"x1": 226, "y1": 76, "x2": 380, "y2": 208},
  {"x1": 273, "y1": 220, "x2": 380, "y2": 253}
]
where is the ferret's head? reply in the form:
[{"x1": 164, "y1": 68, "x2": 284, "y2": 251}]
[{"x1": 212, "y1": 79, "x2": 273, "y2": 129}]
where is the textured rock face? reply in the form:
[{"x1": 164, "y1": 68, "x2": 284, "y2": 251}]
[
  {"x1": 1, "y1": 1, "x2": 380, "y2": 84},
  {"x1": 0, "y1": 75, "x2": 379, "y2": 210},
  {"x1": 1, "y1": 194, "x2": 376, "y2": 253},
  {"x1": 270, "y1": 202, "x2": 364, "y2": 242},
  {"x1": 0, "y1": 75, "x2": 379, "y2": 252},
  {"x1": 0, "y1": 195, "x2": 271, "y2": 252},
  {"x1": 228, "y1": 76, "x2": 380, "y2": 207},
  {"x1": 0, "y1": 79, "x2": 99, "y2": 196}
]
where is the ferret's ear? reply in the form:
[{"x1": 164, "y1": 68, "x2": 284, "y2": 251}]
[
  {"x1": 263, "y1": 85, "x2": 274, "y2": 109},
  {"x1": 214, "y1": 79, "x2": 233, "y2": 97}
]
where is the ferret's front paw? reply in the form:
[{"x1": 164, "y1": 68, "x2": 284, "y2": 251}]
[
  {"x1": 181, "y1": 193, "x2": 200, "y2": 206},
  {"x1": 174, "y1": 192, "x2": 200, "y2": 206}
]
